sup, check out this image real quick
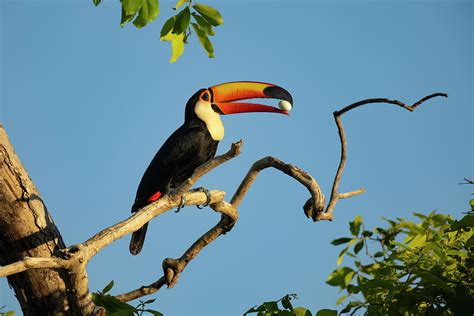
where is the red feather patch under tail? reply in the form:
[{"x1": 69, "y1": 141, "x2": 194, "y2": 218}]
[{"x1": 147, "y1": 191, "x2": 162, "y2": 202}]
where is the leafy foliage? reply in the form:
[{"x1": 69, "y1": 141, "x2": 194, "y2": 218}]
[
  {"x1": 248, "y1": 200, "x2": 474, "y2": 316},
  {"x1": 327, "y1": 205, "x2": 474, "y2": 315},
  {"x1": 93, "y1": 0, "x2": 223, "y2": 62},
  {"x1": 0, "y1": 306, "x2": 14, "y2": 316},
  {"x1": 92, "y1": 280, "x2": 163, "y2": 315},
  {"x1": 244, "y1": 294, "x2": 335, "y2": 316}
]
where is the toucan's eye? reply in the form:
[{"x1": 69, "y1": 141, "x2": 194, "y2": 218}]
[{"x1": 201, "y1": 92, "x2": 209, "y2": 101}]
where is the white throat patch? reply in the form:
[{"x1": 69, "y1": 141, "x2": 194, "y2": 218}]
[{"x1": 194, "y1": 100, "x2": 225, "y2": 141}]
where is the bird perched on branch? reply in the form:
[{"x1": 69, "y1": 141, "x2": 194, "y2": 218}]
[{"x1": 129, "y1": 81, "x2": 293, "y2": 255}]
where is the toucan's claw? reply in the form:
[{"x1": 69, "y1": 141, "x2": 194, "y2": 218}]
[
  {"x1": 191, "y1": 187, "x2": 212, "y2": 209},
  {"x1": 175, "y1": 195, "x2": 186, "y2": 213}
]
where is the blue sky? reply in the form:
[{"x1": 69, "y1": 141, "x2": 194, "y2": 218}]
[{"x1": 1, "y1": 0, "x2": 472, "y2": 315}]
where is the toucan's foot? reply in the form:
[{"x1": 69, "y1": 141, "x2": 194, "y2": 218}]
[
  {"x1": 191, "y1": 187, "x2": 212, "y2": 209},
  {"x1": 175, "y1": 195, "x2": 186, "y2": 213}
]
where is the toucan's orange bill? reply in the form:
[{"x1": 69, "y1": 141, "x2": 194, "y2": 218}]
[{"x1": 209, "y1": 81, "x2": 293, "y2": 115}]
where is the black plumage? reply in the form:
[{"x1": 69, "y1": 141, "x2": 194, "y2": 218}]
[
  {"x1": 129, "y1": 81, "x2": 293, "y2": 255},
  {"x1": 130, "y1": 89, "x2": 219, "y2": 255}
]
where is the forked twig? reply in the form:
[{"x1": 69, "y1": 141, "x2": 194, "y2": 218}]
[{"x1": 322, "y1": 93, "x2": 448, "y2": 219}]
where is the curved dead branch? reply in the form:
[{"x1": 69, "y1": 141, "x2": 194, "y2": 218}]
[
  {"x1": 0, "y1": 93, "x2": 448, "y2": 312},
  {"x1": 230, "y1": 156, "x2": 327, "y2": 219},
  {"x1": 322, "y1": 92, "x2": 448, "y2": 219}
]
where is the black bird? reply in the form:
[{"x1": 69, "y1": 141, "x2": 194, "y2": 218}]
[{"x1": 129, "y1": 81, "x2": 293, "y2": 255}]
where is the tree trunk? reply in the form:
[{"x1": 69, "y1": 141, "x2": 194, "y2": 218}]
[{"x1": 0, "y1": 125, "x2": 70, "y2": 315}]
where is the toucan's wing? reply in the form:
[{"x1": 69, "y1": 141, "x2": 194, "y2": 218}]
[{"x1": 132, "y1": 124, "x2": 217, "y2": 212}]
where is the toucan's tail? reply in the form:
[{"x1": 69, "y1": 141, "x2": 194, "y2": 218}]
[
  {"x1": 129, "y1": 191, "x2": 162, "y2": 255},
  {"x1": 129, "y1": 222, "x2": 148, "y2": 255}
]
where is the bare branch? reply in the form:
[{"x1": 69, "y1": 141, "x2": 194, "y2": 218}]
[
  {"x1": 116, "y1": 201, "x2": 238, "y2": 302},
  {"x1": 0, "y1": 257, "x2": 69, "y2": 277},
  {"x1": 460, "y1": 178, "x2": 474, "y2": 185},
  {"x1": 81, "y1": 190, "x2": 227, "y2": 261},
  {"x1": 334, "y1": 93, "x2": 448, "y2": 116},
  {"x1": 325, "y1": 92, "x2": 448, "y2": 220},
  {"x1": 115, "y1": 277, "x2": 167, "y2": 302},
  {"x1": 231, "y1": 156, "x2": 326, "y2": 220},
  {"x1": 339, "y1": 188, "x2": 367, "y2": 199}
]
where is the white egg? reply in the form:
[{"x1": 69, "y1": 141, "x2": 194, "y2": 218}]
[{"x1": 278, "y1": 100, "x2": 293, "y2": 111}]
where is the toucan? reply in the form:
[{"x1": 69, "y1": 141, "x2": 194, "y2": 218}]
[{"x1": 129, "y1": 81, "x2": 293, "y2": 255}]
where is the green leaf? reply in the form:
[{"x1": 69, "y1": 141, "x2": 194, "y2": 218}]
[
  {"x1": 432, "y1": 213, "x2": 447, "y2": 226},
  {"x1": 173, "y1": 7, "x2": 191, "y2": 34},
  {"x1": 331, "y1": 237, "x2": 353, "y2": 245},
  {"x1": 120, "y1": 5, "x2": 136, "y2": 27},
  {"x1": 145, "y1": 310, "x2": 163, "y2": 316},
  {"x1": 350, "y1": 215, "x2": 363, "y2": 236},
  {"x1": 191, "y1": 23, "x2": 214, "y2": 58},
  {"x1": 390, "y1": 241, "x2": 411, "y2": 251},
  {"x1": 336, "y1": 295, "x2": 348, "y2": 305},
  {"x1": 354, "y1": 240, "x2": 364, "y2": 254},
  {"x1": 281, "y1": 295, "x2": 294, "y2": 311},
  {"x1": 316, "y1": 309, "x2": 337, "y2": 316},
  {"x1": 361, "y1": 230, "x2": 373, "y2": 238},
  {"x1": 470, "y1": 199, "x2": 474, "y2": 211},
  {"x1": 160, "y1": 16, "x2": 176, "y2": 40},
  {"x1": 340, "y1": 304, "x2": 351, "y2": 314},
  {"x1": 193, "y1": 4, "x2": 223, "y2": 26},
  {"x1": 94, "y1": 293, "x2": 136, "y2": 313},
  {"x1": 174, "y1": 0, "x2": 187, "y2": 10},
  {"x1": 122, "y1": 0, "x2": 145, "y2": 16},
  {"x1": 408, "y1": 234, "x2": 426, "y2": 249},
  {"x1": 143, "y1": 298, "x2": 156, "y2": 304},
  {"x1": 133, "y1": 0, "x2": 159, "y2": 28},
  {"x1": 327, "y1": 267, "x2": 354, "y2": 287},
  {"x1": 466, "y1": 235, "x2": 474, "y2": 248},
  {"x1": 170, "y1": 33, "x2": 185, "y2": 63},
  {"x1": 277, "y1": 311, "x2": 296, "y2": 316},
  {"x1": 366, "y1": 278, "x2": 394, "y2": 290},
  {"x1": 93, "y1": 0, "x2": 101, "y2": 6},
  {"x1": 419, "y1": 272, "x2": 453, "y2": 292},
  {"x1": 243, "y1": 306, "x2": 259, "y2": 315},
  {"x1": 337, "y1": 247, "x2": 349, "y2": 266},
  {"x1": 450, "y1": 214, "x2": 474, "y2": 230},
  {"x1": 413, "y1": 212, "x2": 428, "y2": 220},
  {"x1": 192, "y1": 12, "x2": 215, "y2": 36},
  {"x1": 293, "y1": 307, "x2": 312, "y2": 316},
  {"x1": 262, "y1": 301, "x2": 279, "y2": 312},
  {"x1": 102, "y1": 280, "x2": 115, "y2": 294},
  {"x1": 340, "y1": 301, "x2": 362, "y2": 314},
  {"x1": 344, "y1": 271, "x2": 355, "y2": 287}
]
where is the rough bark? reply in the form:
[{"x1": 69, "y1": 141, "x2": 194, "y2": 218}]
[{"x1": 0, "y1": 125, "x2": 70, "y2": 315}]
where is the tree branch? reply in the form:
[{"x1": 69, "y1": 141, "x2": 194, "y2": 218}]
[
  {"x1": 0, "y1": 257, "x2": 69, "y2": 276},
  {"x1": 230, "y1": 156, "x2": 326, "y2": 220},
  {"x1": 1, "y1": 93, "x2": 448, "y2": 311},
  {"x1": 460, "y1": 178, "x2": 474, "y2": 185},
  {"x1": 333, "y1": 93, "x2": 448, "y2": 116},
  {"x1": 323, "y1": 93, "x2": 448, "y2": 219}
]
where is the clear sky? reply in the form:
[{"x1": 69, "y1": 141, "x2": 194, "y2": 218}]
[{"x1": 1, "y1": 0, "x2": 472, "y2": 315}]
